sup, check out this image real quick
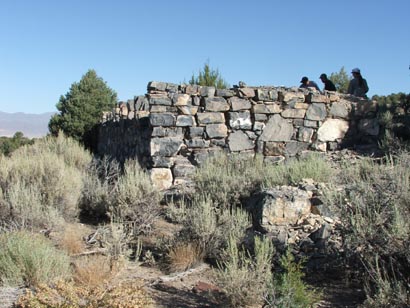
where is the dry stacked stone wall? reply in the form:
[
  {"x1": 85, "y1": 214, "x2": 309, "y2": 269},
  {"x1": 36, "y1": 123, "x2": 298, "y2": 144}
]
[{"x1": 97, "y1": 81, "x2": 380, "y2": 189}]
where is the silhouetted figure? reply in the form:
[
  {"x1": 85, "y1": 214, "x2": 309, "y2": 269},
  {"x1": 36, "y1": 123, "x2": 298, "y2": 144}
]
[
  {"x1": 319, "y1": 73, "x2": 336, "y2": 91},
  {"x1": 348, "y1": 68, "x2": 369, "y2": 98}
]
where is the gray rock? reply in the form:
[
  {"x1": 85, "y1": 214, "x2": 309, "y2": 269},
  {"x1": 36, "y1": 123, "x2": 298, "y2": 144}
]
[
  {"x1": 200, "y1": 86, "x2": 216, "y2": 97},
  {"x1": 196, "y1": 112, "x2": 225, "y2": 125},
  {"x1": 285, "y1": 141, "x2": 309, "y2": 157},
  {"x1": 204, "y1": 97, "x2": 229, "y2": 112},
  {"x1": 264, "y1": 142, "x2": 285, "y2": 156},
  {"x1": 256, "y1": 89, "x2": 270, "y2": 101},
  {"x1": 150, "y1": 137, "x2": 183, "y2": 157},
  {"x1": 306, "y1": 103, "x2": 327, "y2": 121},
  {"x1": 246, "y1": 187, "x2": 311, "y2": 231},
  {"x1": 281, "y1": 109, "x2": 306, "y2": 119},
  {"x1": 188, "y1": 127, "x2": 204, "y2": 138},
  {"x1": 173, "y1": 94, "x2": 191, "y2": 106},
  {"x1": 329, "y1": 102, "x2": 351, "y2": 119},
  {"x1": 298, "y1": 127, "x2": 314, "y2": 142},
  {"x1": 228, "y1": 130, "x2": 254, "y2": 152},
  {"x1": 148, "y1": 81, "x2": 167, "y2": 91},
  {"x1": 230, "y1": 97, "x2": 252, "y2": 111},
  {"x1": 206, "y1": 124, "x2": 228, "y2": 138},
  {"x1": 150, "y1": 113, "x2": 176, "y2": 127},
  {"x1": 176, "y1": 115, "x2": 194, "y2": 127},
  {"x1": 150, "y1": 97, "x2": 172, "y2": 106},
  {"x1": 260, "y1": 114, "x2": 293, "y2": 142},
  {"x1": 186, "y1": 138, "x2": 210, "y2": 148},
  {"x1": 216, "y1": 89, "x2": 235, "y2": 97},
  {"x1": 152, "y1": 156, "x2": 174, "y2": 168}
]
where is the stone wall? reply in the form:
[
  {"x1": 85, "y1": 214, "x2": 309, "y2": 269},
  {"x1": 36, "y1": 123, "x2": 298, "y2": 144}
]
[{"x1": 97, "y1": 81, "x2": 381, "y2": 189}]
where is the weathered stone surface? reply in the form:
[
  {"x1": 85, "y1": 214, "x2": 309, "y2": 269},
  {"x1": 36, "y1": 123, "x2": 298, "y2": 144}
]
[
  {"x1": 204, "y1": 97, "x2": 229, "y2": 112},
  {"x1": 177, "y1": 105, "x2": 199, "y2": 115},
  {"x1": 166, "y1": 83, "x2": 178, "y2": 92},
  {"x1": 247, "y1": 187, "x2": 311, "y2": 230},
  {"x1": 256, "y1": 89, "x2": 270, "y2": 101},
  {"x1": 150, "y1": 97, "x2": 172, "y2": 106},
  {"x1": 150, "y1": 137, "x2": 183, "y2": 156},
  {"x1": 304, "y1": 120, "x2": 318, "y2": 128},
  {"x1": 228, "y1": 130, "x2": 254, "y2": 152},
  {"x1": 298, "y1": 127, "x2": 314, "y2": 142},
  {"x1": 269, "y1": 90, "x2": 279, "y2": 101},
  {"x1": 306, "y1": 103, "x2": 327, "y2": 121},
  {"x1": 245, "y1": 131, "x2": 258, "y2": 140},
  {"x1": 150, "y1": 168, "x2": 173, "y2": 190},
  {"x1": 281, "y1": 109, "x2": 306, "y2": 119},
  {"x1": 285, "y1": 141, "x2": 309, "y2": 156},
  {"x1": 253, "y1": 121, "x2": 265, "y2": 132},
  {"x1": 186, "y1": 138, "x2": 210, "y2": 148},
  {"x1": 173, "y1": 94, "x2": 191, "y2": 106},
  {"x1": 152, "y1": 156, "x2": 174, "y2": 168},
  {"x1": 254, "y1": 113, "x2": 268, "y2": 121},
  {"x1": 358, "y1": 118, "x2": 379, "y2": 136},
  {"x1": 317, "y1": 119, "x2": 349, "y2": 142},
  {"x1": 192, "y1": 149, "x2": 222, "y2": 165},
  {"x1": 172, "y1": 157, "x2": 196, "y2": 177},
  {"x1": 210, "y1": 139, "x2": 227, "y2": 147},
  {"x1": 294, "y1": 102, "x2": 309, "y2": 109},
  {"x1": 253, "y1": 103, "x2": 282, "y2": 114},
  {"x1": 282, "y1": 92, "x2": 305, "y2": 103},
  {"x1": 200, "y1": 86, "x2": 216, "y2": 97},
  {"x1": 264, "y1": 142, "x2": 285, "y2": 156},
  {"x1": 216, "y1": 89, "x2": 235, "y2": 97},
  {"x1": 150, "y1": 105, "x2": 177, "y2": 113},
  {"x1": 188, "y1": 127, "x2": 204, "y2": 138},
  {"x1": 260, "y1": 114, "x2": 293, "y2": 142},
  {"x1": 230, "y1": 97, "x2": 252, "y2": 111},
  {"x1": 206, "y1": 124, "x2": 228, "y2": 138},
  {"x1": 176, "y1": 115, "x2": 194, "y2": 127},
  {"x1": 152, "y1": 127, "x2": 183, "y2": 137},
  {"x1": 185, "y1": 84, "x2": 200, "y2": 95},
  {"x1": 197, "y1": 112, "x2": 225, "y2": 125},
  {"x1": 330, "y1": 102, "x2": 351, "y2": 118},
  {"x1": 239, "y1": 87, "x2": 255, "y2": 97},
  {"x1": 148, "y1": 81, "x2": 167, "y2": 91},
  {"x1": 310, "y1": 93, "x2": 329, "y2": 103},
  {"x1": 229, "y1": 112, "x2": 252, "y2": 129},
  {"x1": 150, "y1": 113, "x2": 176, "y2": 126}
]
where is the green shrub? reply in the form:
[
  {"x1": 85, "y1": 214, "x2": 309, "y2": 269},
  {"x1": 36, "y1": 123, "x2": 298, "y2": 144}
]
[
  {"x1": 262, "y1": 153, "x2": 334, "y2": 187},
  {"x1": 169, "y1": 195, "x2": 250, "y2": 261},
  {"x1": 193, "y1": 153, "x2": 334, "y2": 208},
  {"x1": 215, "y1": 235, "x2": 274, "y2": 307},
  {"x1": 0, "y1": 231, "x2": 71, "y2": 287},
  {"x1": 264, "y1": 249, "x2": 321, "y2": 308},
  {"x1": 109, "y1": 159, "x2": 161, "y2": 235},
  {"x1": 0, "y1": 150, "x2": 83, "y2": 224},
  {"x1": 193, "y1": 153, "x2": 268, "y2": 207},
  {"x1": 325, "y1": 151, "x2": 410, "y2": 306}
]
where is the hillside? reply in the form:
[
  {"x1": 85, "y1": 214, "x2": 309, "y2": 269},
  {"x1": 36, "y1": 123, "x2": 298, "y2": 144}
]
[{"x1": 0, "y1": 111, "x2": 55, "y2": 138}]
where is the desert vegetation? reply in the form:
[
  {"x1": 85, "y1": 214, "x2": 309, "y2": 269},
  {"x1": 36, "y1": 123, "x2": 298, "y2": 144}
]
[{"x1": 0, "y1": 131, "x2": 409, "y2": 307}]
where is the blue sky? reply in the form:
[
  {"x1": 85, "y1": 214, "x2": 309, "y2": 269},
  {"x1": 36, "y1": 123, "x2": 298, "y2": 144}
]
[{"x1": 0, "y1": 0, "x2": 409, "y2": 114}]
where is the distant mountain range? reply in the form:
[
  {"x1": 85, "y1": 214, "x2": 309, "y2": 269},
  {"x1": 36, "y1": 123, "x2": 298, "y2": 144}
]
[{"x1": 0, "y1": 111, "x2": 55, "y2": 138}]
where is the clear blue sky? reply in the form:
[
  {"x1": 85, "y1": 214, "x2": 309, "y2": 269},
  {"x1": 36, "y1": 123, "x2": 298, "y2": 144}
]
[{"x1": 0, "y1": 0, "x2": 409, "y2": 114}]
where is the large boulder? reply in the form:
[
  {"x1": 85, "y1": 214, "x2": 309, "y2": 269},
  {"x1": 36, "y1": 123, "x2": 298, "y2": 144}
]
[{"x1": 246, "y1": 187, "x2": 311, "y2": 232}]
